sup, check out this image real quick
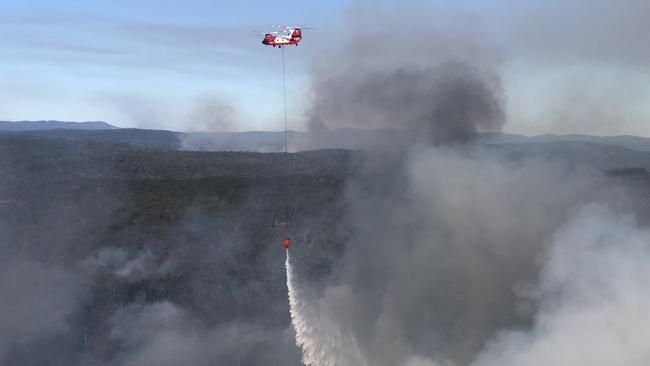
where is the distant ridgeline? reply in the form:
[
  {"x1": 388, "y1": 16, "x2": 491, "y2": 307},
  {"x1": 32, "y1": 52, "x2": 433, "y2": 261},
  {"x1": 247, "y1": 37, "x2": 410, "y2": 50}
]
[
  {"x1": 3, "y1": 120, "x2": 650, "y2": 153},
  {"x1": 0, "y1": 120, "x2": 117, "y2": 131},
  {"x1": 0, "y1": 121, "x2": 181, "y2": 149}
]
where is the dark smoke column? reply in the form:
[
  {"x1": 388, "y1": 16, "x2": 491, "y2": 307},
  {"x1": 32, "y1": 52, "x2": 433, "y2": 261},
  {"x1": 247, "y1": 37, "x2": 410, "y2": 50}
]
[
  {"x1": 420, "y1": 60, "x2": 505, "y2": 145},
  {"x1": 307, "y1": 59, "x2": 505, "y2": 146}
]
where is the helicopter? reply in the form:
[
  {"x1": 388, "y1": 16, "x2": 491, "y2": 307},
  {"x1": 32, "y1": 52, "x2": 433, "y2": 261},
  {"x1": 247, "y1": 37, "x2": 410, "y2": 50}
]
[{"x1": 260, "y1": 25, "x2": 311, "y2": 47}]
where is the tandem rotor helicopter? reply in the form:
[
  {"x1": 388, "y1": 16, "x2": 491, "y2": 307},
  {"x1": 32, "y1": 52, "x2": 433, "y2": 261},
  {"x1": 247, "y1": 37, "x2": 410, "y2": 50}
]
[{"x1": 259, "y1": 25, "x2": 313, "y2": 47}]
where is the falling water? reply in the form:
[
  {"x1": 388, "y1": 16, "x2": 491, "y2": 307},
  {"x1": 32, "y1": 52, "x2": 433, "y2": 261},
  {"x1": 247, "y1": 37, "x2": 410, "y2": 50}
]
[{"x1": 285, "y1": 249, "x2": 367, "y2": 366}]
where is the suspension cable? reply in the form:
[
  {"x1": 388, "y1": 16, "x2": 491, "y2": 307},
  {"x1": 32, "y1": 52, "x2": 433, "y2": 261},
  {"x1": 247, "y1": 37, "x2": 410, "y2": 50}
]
[
  {"x1": 281, "y1": 46, "x2": 289, "y2": 231},
  {"x1": 282, "y1": 46, "x2": 288, "y2": 158}
]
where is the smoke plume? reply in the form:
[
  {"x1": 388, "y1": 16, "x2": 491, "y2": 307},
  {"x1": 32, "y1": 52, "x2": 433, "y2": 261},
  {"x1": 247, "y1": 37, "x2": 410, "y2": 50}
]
[
  {"x1": 303, "y1": 144, "x2": 650, "y2": 366},
  {"x1": 473, "y1": 204, "x2": 650, "y2": 366},
  {"x1": 309, "y1": 61, "x2": 504, "y2": 145},
  {"x1": 305, "y1": 3, "x2": 505, "y2": 145},
  {"x1": 291, "y1": 3, "x2": 650, "y2": 365},
  {"x1": 184, "y1": 92, "x2": 238, "y2": 133}
]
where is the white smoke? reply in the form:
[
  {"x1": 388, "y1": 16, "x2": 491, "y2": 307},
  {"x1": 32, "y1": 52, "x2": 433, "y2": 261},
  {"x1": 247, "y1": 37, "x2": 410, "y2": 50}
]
[
  {"x1": 297, "y1": 145, "x2": 650, "y2": 366},
  {"x1": 473, "y1": 203, "x2": 650, "y2": 366},
  {"x1": 0, "y1": 261, "x2": 86, "y2": 362},
  {"x1": 286, "y1": 250, "x2": 367, "y2": 366}
]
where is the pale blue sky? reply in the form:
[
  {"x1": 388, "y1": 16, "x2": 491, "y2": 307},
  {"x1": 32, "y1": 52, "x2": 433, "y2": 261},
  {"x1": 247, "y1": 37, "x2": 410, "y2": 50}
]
[
  {"x1": 2, "y1": 0, "x2": 650, "y2": 136},
  {"x1": 1, "y1": 0, "x2": 350, "y2": 130}
]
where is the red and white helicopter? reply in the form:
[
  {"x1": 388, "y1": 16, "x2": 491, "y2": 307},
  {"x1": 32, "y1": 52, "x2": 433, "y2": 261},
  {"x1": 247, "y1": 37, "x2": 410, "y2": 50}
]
[{"x1": 260, "y1": 25, "x2": 311, "y2": 47}]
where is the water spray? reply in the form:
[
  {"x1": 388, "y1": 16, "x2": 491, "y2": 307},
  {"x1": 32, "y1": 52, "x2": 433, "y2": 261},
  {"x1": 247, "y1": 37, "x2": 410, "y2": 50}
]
[{"x1": 285, "y1": 249, "x2": 367, "y2": 366}]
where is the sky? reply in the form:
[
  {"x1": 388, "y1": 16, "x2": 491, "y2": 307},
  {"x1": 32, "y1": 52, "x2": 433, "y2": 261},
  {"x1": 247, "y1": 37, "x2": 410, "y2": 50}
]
[
  {"x1": 2, "y1": 0, "x2": 650, "y2": 136},
  {"x1": 0, "y1": 0, "x2": 343, "y2": 131}
]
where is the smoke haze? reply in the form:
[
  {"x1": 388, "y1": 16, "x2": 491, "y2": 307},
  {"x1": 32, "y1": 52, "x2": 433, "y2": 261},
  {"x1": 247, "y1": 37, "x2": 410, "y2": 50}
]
[
  {"x1": 290, "y1": 143, "x2": 650, "y2": 366},
  {"x1": 306, "y1": 3, "x2": 505, "y2": 144},
  {"x1": 473, "y1": 204, "x2": 650, "y2": 366},
  {"x1": 304, "y1": 0, "x2": 650, "y2": 137},
  {"x1": 184, "y1": 92, "x2": 238, "y2": 133},
  {"x1": 288, "y1": 2, "x2": 650, "y2": 365}
]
